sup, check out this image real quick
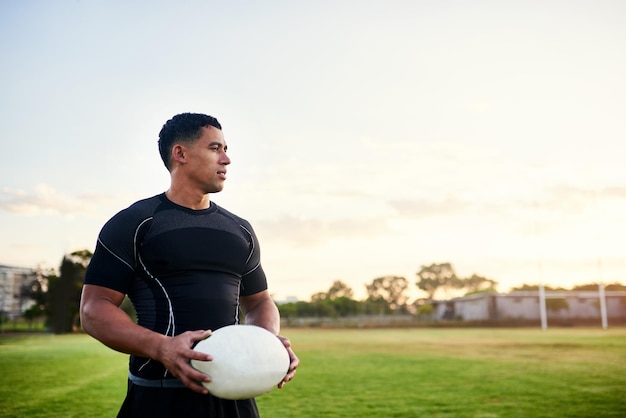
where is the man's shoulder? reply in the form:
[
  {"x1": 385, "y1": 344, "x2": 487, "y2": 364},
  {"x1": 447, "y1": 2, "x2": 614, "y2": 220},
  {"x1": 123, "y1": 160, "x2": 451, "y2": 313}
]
[
  {"x1": 213, "y1": 203, "x2": 250, "y2": 226},
  {"x1": 104, "y1": 194, "x2": 164, "y2": 229},
  {"x1": 125, "y1": 194, "x2": 164, "y2": 214}
]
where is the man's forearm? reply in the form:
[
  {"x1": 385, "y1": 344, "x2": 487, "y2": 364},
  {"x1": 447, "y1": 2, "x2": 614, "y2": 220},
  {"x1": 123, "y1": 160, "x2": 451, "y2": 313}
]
[
  {"x1": 244, "y1": 296, "x2": 281, "y2": 335},
  {"x1": 81, "y1": 297, "x2": 168, "y2": 360}
]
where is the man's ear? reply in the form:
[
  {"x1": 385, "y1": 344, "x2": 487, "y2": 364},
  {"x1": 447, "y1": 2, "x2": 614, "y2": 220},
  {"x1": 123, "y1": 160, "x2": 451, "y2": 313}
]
[{"x1": 172, "y1": 144, "x2": 186, "y2": 163}]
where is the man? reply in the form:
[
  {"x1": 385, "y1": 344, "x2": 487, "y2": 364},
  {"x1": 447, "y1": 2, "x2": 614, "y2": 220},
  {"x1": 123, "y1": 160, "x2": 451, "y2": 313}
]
[{"x1": 80, "y1": 113, "x2": 298, "y2": 417}]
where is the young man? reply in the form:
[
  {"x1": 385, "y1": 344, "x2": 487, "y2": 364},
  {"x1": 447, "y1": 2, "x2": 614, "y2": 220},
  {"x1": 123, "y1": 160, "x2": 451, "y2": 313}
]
[{"x1": 80, "y1": 113, "x2": 298, "y2": 417}]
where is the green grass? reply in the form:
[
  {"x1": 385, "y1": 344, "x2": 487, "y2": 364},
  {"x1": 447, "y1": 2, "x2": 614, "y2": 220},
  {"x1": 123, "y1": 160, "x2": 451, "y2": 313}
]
[
  {"x1": 0, "y1": 333, "x2": 128, "y2": 417},
  {"x1": 1, "y1": 328, "x2": 625, "y2": 417},
  {"x1": 0, "y1": 318, "x2": 46, "y2": 332}
]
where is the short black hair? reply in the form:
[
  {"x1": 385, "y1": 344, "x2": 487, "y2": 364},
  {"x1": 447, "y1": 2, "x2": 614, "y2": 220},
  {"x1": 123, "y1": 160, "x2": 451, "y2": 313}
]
[{"x1": 158, "y1": 113, "x2": 222, "y2": 169}]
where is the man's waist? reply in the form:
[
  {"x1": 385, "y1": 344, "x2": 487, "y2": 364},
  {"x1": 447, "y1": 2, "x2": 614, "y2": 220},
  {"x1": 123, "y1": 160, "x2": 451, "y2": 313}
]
[{"x1": 128, "y1": 371, "x2": 186, "y2": 388}]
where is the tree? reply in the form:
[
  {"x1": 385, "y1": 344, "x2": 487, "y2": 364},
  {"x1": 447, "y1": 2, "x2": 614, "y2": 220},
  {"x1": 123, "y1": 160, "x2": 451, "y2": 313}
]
[
  {"x1": 604, "y1": 283, "x2": 626, "y2": 291},
  {"x1": 330, "y1": 296, "x2": 361, "y2": 316},
  {"x1": 365, "y1": 276, "x2": 409, "y2": 312},
  {"x1": 511, "y1": 284, "x2": 569, "y2": 291},
  {"x1": 463, "y1": 274, "x2": 498, "y2": 294},
  {"x1": 416, "y1": 301, "x2": 434, "y2": 319},
  {"x1": 327, "y1": 280, "x2": 354, "y2": 300},
  {"x1": 310, "y1": 292, "x2": 327, "y2": 302},
  {"x1": 21, "y1": 268, "x2": 49, "y2": 329},
  {"x1": 47, "y1": 250, "x2": 93, "y2": 333},
  {"x1": 120, "y1": 296, "x2": 137, "y2": 322},
  {"x1": 546, "y1": 298, "x2": 569, "y2": 316},
  {"x1": 416, "y1": 262, "x2": 462, "y2": 300},
  {"x1": 308, "y1": 298, "x2": 337, "y2": 318},
  {"x1": 572, "y1": 282, "x2": 626, "y2": 291},
  {"x1": 323, "y1": 281, "x2": 359, "y2": 316}
]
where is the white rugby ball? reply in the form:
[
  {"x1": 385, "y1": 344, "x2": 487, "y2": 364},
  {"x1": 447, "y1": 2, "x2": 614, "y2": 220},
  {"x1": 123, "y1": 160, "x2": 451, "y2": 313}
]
[{"x1": 191, "y1": 325, "x2": 290, "y2": 400}]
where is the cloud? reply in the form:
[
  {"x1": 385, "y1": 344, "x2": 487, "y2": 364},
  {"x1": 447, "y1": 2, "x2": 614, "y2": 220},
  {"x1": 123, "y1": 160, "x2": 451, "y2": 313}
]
[
  {"x1": 387, "y1": 197, "x2": 469, "y2": 219},
  {"x1": 601, "y1": 186, "x2": 626, "y2": 199},
  {"x1": 536, "y1": 184, "x2": 626, "y2": 214},
  {"x1": 467, "y1": 100, "x2": 492, "y2": 113},
  {"x1": 0, "y1": 184, "x2": 114, "y2": 218},
  {"x1": 257, "y1": 214, "x2": 393, "y2": 247}
]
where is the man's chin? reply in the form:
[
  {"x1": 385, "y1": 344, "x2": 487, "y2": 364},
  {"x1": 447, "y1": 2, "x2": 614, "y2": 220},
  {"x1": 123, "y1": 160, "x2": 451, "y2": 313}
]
[{"x1": 208, "y1": 186, "x2": 225, "y2": 194}]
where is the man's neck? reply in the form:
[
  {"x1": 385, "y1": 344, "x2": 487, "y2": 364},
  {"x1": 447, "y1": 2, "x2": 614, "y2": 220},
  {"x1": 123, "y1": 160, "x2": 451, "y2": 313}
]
[{"x1": 165, "y1": 187, "x2": 211, "y2": 210}]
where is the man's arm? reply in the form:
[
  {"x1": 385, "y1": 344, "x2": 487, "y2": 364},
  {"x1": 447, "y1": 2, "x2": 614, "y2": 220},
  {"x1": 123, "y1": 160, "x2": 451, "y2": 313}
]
[
  {"x1": 240, "y1": 290, "x2": 281, "y2": 334},
  {"x1": 240, "y1": 290, "x2": 299, "y2": 388},
  {"x1": 79, "y1": 284, "x2": 213, "y2": 394}
]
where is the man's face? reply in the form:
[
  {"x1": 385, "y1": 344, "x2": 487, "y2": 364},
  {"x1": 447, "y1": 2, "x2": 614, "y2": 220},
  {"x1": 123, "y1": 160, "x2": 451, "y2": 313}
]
[{"x1": 182, "y1": 126, "x2": 231, "y2": 194}]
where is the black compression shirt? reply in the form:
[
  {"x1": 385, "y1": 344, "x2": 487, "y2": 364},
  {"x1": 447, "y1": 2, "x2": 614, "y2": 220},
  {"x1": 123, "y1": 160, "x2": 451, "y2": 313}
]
[{"x1": 84, "y1": 193, "x2": 268, "y2": 379}]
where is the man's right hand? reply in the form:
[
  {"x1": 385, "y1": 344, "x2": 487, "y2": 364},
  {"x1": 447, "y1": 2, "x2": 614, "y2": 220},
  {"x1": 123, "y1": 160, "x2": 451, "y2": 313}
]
[{"x1": 156, "y1": 330, "x2": 214, "y2": 394}]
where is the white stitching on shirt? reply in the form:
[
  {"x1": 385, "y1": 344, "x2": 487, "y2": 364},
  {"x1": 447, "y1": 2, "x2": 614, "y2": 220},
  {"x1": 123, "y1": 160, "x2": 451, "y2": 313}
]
[
  {"x1": 133, "y1": 217, "x2": 153, "y2": 267},
  {"x1": 97, "y1": 238, "x2": 134, "y2": 271},
  {"x1": 239, "y1": 224, "x2": 261, "y2": 276},
  {"x1": 137, "y1": 254, "x2": 176, "y2": 378},
  {"x1": 239, "y1": 225, "x2": 254, "y2": 264}
]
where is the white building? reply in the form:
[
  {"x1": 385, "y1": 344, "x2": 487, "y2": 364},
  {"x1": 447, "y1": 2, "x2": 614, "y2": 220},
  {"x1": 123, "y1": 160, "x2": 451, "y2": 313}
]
[
  {"x1": 432, "y1": 289, "x2": 626, "y2": 324},
  {"x1": 0, "y1": 264, "x2": 38, "y2": 319}
]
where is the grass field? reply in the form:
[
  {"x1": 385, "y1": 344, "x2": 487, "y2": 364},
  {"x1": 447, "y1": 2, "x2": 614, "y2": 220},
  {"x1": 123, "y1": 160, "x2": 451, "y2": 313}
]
[{"x1": 1, "y1": 327, "x2": 625, "y2": 417}]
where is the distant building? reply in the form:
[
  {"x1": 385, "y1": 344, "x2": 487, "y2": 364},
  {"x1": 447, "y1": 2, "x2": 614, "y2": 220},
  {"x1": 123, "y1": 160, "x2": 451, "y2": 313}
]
[
  {"x1": 0, "y1": 264, "x2": 38, "y2": 319},
  {"x1": 431, "y1": 289, "x2": 626, "y2": 324}
]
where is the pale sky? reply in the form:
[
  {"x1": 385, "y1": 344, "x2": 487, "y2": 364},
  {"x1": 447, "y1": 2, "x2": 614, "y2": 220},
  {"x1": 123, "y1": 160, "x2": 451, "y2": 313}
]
[{"x1": 1, "y1": 1, "x2": 625, "y2": 301}]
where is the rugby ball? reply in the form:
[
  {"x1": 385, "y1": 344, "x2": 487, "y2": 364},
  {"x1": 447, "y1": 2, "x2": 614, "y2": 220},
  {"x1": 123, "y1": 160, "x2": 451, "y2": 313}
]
[{"x1": 191, "y1": 325, "x2": 290, "y2": 400}]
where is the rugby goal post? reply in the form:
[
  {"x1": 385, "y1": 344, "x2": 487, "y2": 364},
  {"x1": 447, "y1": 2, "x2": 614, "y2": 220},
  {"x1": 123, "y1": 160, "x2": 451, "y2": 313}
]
[{"x1": 538, "y1": 283, "x2": 608, "y2": 330}]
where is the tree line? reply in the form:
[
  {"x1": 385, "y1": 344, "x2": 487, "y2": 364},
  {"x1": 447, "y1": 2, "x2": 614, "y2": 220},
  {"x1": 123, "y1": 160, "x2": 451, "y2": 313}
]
[
  {"x1": 279, "y1": 262, "x2": 500, "y2": 319},
  {"x1": 18, "y1": 250, "x2": 93, "y2": 333},
  {"x1": 12, "y1": 252, "x2": 626, "y2": 333}
]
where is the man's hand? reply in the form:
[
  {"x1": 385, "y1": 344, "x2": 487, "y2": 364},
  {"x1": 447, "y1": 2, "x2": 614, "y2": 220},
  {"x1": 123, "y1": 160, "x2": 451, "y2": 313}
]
[
  {"x1": 277, "y1": 335, "x2": 299, "y2": 389},
  {"x1": 156, "y1": 330, "x2": 213, "y2": 394}
]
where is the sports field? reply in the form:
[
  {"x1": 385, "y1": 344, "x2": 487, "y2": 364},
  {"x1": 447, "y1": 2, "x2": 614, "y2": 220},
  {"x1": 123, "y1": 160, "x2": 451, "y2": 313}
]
[{"x1": 1, "y1": 327, "x2": 624, "y2": 417}]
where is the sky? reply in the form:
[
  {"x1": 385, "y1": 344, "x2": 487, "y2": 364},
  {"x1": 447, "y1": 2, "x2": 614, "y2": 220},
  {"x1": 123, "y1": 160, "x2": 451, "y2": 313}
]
[{"x1": 1, "y1": 0, "x2": 625, "y2": 301}]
